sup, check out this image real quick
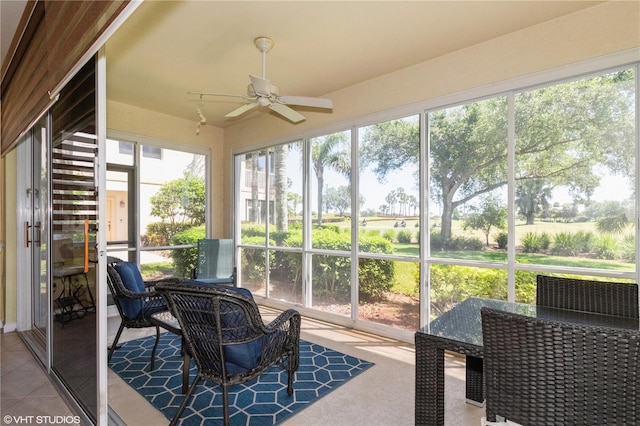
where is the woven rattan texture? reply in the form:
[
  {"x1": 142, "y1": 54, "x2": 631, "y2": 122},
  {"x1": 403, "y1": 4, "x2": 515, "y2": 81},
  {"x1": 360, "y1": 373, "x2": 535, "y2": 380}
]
[
  {"x1": 106, "y1": 258, "x2": 170, "y2": 363},
  {"x1": 482, "y1": 307, "x2": 640, "y2": 425},
  {"x1": 156, "y1": 282, "x2": 300, "y2": 426},
  {"x1": 536, "y1": 275, "x2": 639, "y2": 318}
]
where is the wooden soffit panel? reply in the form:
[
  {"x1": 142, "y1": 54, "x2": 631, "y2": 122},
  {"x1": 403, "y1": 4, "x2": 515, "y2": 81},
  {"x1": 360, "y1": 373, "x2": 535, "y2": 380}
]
[{"x1": 1, "y1": 0, "x2": 129, "y2": 156}]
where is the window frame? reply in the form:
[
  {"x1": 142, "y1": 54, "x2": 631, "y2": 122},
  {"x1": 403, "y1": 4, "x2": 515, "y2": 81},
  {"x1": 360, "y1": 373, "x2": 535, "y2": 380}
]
[{"x1": 232, "y1": 53, "x2": 639, "y2": 342}]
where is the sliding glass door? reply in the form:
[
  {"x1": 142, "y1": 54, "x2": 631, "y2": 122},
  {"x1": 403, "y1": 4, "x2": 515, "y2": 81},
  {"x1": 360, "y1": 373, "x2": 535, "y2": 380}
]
[{"x1": 50, "y1": 58, "x2": 99, "y2": 423}]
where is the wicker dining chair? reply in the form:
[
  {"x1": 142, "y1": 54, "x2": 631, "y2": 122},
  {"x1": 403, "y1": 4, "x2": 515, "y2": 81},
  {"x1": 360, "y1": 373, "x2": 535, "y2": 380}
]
[
  {"x1": 482, "y1": 307, "x2": 640, "y2": 425},
  {"x1": 155, "y1": 281, "x2": 301, "y2": 426},
  {"x1": 536, "y1": 275, "x2": 639, "y2": 318}
]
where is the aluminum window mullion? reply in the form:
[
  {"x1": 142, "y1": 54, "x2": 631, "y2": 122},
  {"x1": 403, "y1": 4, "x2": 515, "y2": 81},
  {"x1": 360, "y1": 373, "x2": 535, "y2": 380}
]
[
  {"x1": 351, "y1": 126, "x2": 359, "y2": 323},
  {"x1": 303, "y1": 139, "x2": 312, "y2": 308},
  {"x1": 420, "y1": 110, "x2": 429, "y2": 328},
  {"x1": 507, "y1": 91, "x2": 516, "y2": 302}
]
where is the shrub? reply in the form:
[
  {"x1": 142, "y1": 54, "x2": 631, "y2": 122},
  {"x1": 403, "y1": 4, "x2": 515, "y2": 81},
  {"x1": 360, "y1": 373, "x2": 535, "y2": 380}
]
[
  {"x1": 552, "y1": 232, "x2": 577, "y2": 256},
  {"x1": 619, "y1": 234, "x2": 636, "y2": 263},
  {"x1": 240, "y1": 236, "x2": 275, "y2": 284},
  {"x1": 170, "y1": 225, "x2": 205, "y2": 278},
  {"x1": 592, "y1": 234, "x2": 617, "y2": 260},
  {"x1": 298, "y1": 228, "x2": 395, "y2": 302},
  {"x1": 397, "y1": 230, "x2": 412, "y2": 243},
  {"x1": 142, "y1": 222, "x2": 192, "y2": 247},
  {"x1": 382, "y1": 230, "x2": 396, "y2": 242},
  {"x1": 514, "y1": 270, "x2": 538, "y2": 303},
  {"x1": 430, "y1": 233, "x2": 483, "y2": 251},
  {"x1": 573, "y1": 230, "x2": 596, "y2": 254},
  {"x1": 522, "y1": 232, "x2": 542, "y2": 253},
  {"x1": 539, "y1": 232, "x2": 551, "y2": 250},
  {"x1": 240, "y1": 224, "x2": 266, "y2": 240},
  {"x1": 429, "y1": 265, "x2": 508, "y2": 315},
  {"x1": 495, "y1": 231, "x2": 508, "y2": 249}
]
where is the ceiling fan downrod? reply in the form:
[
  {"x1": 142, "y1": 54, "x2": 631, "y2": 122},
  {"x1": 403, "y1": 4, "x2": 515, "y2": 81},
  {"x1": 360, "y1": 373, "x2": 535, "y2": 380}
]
[{"x1": 254, "y1": 37, "x2": 273, "y2": 79}]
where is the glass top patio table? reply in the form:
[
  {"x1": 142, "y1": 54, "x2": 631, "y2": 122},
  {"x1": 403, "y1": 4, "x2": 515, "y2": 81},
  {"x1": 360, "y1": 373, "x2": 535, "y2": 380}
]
[
  {"x1": 422, "y1": 297, "x2": 640, "y2": 347},
  {"x1": 415, "y1": 297, "x2": 640, "y2": 426}
]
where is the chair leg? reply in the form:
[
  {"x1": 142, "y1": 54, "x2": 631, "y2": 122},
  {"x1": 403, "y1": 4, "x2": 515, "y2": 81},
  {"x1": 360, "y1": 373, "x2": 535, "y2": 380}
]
[
  {"x1": 169, "y1": 376, "x2": 201, "y2": 426},
  {"x1": 287, "y1": 367, "x2": 294, "y2": 395},
  {"x1": 182, "y1": 349, "x2": 190, "y2": 394},
  {"x1": 149, "y1": 325, "x2": 161, "y2": 371},
  {"x1": 108, "y1": 322, "x2": 125, "y2": 362},
  {"x1": 222, "y1": 384, "x2": 230, "y2": 426}
]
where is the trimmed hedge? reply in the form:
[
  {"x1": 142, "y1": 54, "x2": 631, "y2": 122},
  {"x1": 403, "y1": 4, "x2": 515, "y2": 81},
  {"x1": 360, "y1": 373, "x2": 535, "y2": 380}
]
[
  {"x1": 240, "y1": 226, "x2": 395, "y2": 302},
  {"x1": 170, "y1": 225, "x2": 205, "y2": 278}
]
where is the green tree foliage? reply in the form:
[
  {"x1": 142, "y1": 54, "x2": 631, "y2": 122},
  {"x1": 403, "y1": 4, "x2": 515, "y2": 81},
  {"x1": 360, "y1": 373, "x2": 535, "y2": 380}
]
[
  {"x1": 324, "y1": 185, "x2": 365, "y2": 216},
  {"x1": 358, "y1": 70, "x2": 635, "y2": 241},
  {"x1": 324, "y1": 185, "x2": 351, "y2": 216},
  {"x1": 515, "y1": 178, "x2": 553, "y2": 224},
  {"x1": 463, "y1": 196, "x2": 507, "y2": 246},
  {"x1": 146, "y1": 172, "x2": 205, "y2": 245},
  {"x1": 150, "y1": 172, "x2": 205, "y2": 227},
  {"x1": 312, "y1": 133, "x2": 350, "y2": 225}
]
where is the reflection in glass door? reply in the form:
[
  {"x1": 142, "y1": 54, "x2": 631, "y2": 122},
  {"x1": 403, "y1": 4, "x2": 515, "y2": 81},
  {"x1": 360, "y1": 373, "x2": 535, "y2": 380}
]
[
  {"x1": 50, "y1": 59, "x2": 99, "y2": 423},
  {"x1": 30, "y1": 116, "x2": 50, "y2": 340}
]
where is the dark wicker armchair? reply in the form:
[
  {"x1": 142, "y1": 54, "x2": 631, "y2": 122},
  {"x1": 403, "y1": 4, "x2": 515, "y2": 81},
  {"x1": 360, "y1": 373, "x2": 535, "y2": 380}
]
[
  {"x1": 106, "y1": 257, "x2": 169, "y2": 365},
  {"x1": 482, "y1": 307, "x2": 640, "y2": 425},
  {"x1": 155, "y1": 281, "x2": 301, "y2": 426},
  {"x1": 536, "y1": 275, "x2": 639, "y2": 318}
]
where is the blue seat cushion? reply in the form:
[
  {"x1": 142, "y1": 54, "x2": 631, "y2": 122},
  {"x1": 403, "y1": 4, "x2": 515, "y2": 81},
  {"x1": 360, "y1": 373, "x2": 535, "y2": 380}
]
[
  {"x1": 179, "y1": 282, "x2": 262, "y2": 373},
  {"x1": 114, "y1": 262, "x2": 146, "y2": 319},
  {"x1": 225, "y1": 336, "x2": 263, "y2": 374}
]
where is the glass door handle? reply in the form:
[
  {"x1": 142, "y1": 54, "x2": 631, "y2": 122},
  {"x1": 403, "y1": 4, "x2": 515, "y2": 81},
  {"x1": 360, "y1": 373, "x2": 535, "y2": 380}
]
[
  {"x1": 25, "y1": 221, "x2": 30, "y2": 248},
  {"x1": 34, "y1": 221, "x2": 42, "y2": 246}
]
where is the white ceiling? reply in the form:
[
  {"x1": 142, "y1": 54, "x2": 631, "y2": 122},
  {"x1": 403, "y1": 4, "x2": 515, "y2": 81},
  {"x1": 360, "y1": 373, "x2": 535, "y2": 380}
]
[{"x1": 3, "y1": 1, "x2": 602, "y2": 128}]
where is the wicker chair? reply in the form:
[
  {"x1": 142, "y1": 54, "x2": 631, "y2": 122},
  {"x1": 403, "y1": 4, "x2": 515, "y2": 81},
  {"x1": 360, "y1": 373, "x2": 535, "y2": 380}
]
[
  {"x1": 106, "y1": 257, "x2": 170, "y2": 366},
  {"x1": 155, "y1": 281, "x2": 301, "y2": 426},
  {"x1": 536, "y1": 275, "x2": 639, "y2": 318},
  {"x1": 482, "y1": 307, "x2": 640, "y2": 425}
]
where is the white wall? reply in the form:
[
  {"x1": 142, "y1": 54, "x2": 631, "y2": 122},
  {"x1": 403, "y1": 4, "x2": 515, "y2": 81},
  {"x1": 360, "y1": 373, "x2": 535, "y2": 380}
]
[{"x1": 107, "y1": 100, "x2": 226, "y2": 237}]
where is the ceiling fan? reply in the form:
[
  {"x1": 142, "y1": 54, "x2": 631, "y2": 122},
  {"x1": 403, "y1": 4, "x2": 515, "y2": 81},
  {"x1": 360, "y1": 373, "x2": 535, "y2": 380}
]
[{"x1": 189, "y1": 37, "x2": 333, "y2": 123}]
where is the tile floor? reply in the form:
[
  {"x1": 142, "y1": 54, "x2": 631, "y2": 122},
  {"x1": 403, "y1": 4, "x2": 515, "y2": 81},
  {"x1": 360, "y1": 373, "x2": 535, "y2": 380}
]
[{"x1": 2, "y1": 311, "x2": 484, "y2": 425}]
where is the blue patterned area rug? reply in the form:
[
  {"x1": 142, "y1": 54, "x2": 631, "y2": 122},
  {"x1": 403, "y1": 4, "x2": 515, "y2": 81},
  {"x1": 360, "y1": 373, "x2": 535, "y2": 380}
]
[{"x1": 109, "y1": 333, "x2": 374, "y2": 425}]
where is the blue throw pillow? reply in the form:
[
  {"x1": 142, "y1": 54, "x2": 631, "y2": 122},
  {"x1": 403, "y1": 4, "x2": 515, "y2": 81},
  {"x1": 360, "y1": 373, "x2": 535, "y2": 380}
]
[{"x1": 114, "y1": 262, "x2": 146, "y2": 319}]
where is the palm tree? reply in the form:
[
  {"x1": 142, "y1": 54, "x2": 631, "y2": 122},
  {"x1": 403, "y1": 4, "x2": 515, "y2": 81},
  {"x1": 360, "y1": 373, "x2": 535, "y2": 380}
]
[
  {"x1": 312, "y1": 133, "x2": 350, "y2": 225},
  {"x1": 385, "y1": 191, "x2": 397, "y2": 216},
  {"x1": 273, "y1": 145, "x2": 288, "y2": 231}
]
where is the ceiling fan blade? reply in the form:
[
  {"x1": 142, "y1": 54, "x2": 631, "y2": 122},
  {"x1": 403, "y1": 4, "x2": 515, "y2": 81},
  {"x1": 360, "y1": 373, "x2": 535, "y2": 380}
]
[
  {"x1": 279, "y1": 95, "x2": 333, "y2": 109},
  {"x1": 189, "y1": 90, "x2": 247, "y2": 99},
  {"x1": 269, "y1": 103, "x2": 305, "y2": 123},
  {"x1": 225, "y1": 103, "x2": 258, "y2": 118},
  {"x1": 249, "y1": 75, "x2": 271, "y2": 96}
]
